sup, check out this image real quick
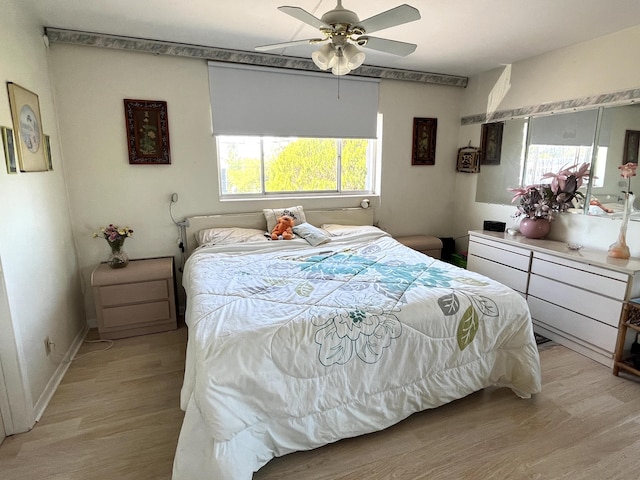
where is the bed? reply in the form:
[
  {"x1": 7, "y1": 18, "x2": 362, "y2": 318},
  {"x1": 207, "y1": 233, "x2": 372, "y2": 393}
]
[{"x1": 172, "y1": 208, "x2": 541, "y2": 479}]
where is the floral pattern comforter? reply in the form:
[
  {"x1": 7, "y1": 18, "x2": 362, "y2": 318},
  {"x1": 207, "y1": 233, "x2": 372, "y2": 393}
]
[{"x1": 173, "y1": 230, "x2": 542, "y2": 480}]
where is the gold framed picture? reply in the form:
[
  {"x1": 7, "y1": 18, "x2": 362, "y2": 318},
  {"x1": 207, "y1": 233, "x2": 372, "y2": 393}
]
[
  {"x1": 123, "y1": 99, "x2": 171, "y2": 165},
  {"x1": 45, "y1": 134, "x2": 53, "y2": 170},
  {"x1": 411, "y1": 117, "x2": 437, "y2": 165},
  {"x1": 623, "y1": 129, "x2": 640, "y2": 165},
  {"x1": 6, "y1": 82, "x2": 48, "y2": 172},
  {"x1": 2, "y1": 126, "x2": 18, "y2": 174},
  {"x1": 480, "y1": 122, "x2": 504, "y2": 165}
]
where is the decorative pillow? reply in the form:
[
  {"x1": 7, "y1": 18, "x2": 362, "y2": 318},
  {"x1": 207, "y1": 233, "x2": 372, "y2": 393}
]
[
  {"x1": 263, "y1": 206, "x2": 307, "y2": 233},
  {"x1": 321, "y1": 224, "x2": 382, "y2": 236},
  {"x1": 293, "y1": 223, "x2": 331, "y2": 247},
  {"x1": 196, "y1": 227, "x2": 269, "y2": 246}
]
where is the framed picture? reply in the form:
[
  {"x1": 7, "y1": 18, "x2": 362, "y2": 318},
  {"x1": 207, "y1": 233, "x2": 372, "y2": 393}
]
[
  {"x1": 45, "y1": 134, "x2": 53, "y2": 170},
  {"x1": 623, "y1": 129, "x2": 640, "y2": 165},
  {"x1": 456, "y1": 145, "x2": 481, "y2": 173},
  {"x1": 480, "y1": 122, "x2": 504, "y2": 165},
  {"x1": 6, "y1": 82, "x2": 48, "y2": 172},
  {"x1": 124, "y1": 99, "x2": 171, "y2": 165},
  {"x1": 1, "y1": 126, "x2": 17, "y2": 174},
  {"x1": 411, "y1": 117, "x2": 437, "y2": 165}
]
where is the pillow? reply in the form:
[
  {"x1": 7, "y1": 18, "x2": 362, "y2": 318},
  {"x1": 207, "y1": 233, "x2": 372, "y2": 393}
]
[
  {"x1": 196, "y1": 227, "x2": 269, "y2": 246},
  {"x1": 321, "y1": 224, "x2": 381, "y2": 236},
  {"x1": 293, "y1": 223, "x2": 331, "y2": 247},
  {"x1": 263, "y1": 206, "x2": 307, "y2": 233}
]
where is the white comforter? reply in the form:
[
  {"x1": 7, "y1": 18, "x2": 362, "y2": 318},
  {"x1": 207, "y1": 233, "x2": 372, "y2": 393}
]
[{"x1": 173, "y1": 230, "x2": 541, "y2": 479}]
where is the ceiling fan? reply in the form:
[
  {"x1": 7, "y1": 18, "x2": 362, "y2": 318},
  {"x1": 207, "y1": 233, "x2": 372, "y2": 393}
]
[{"x1": 255, "y1": 1, "x2": 421, "y2": 76}]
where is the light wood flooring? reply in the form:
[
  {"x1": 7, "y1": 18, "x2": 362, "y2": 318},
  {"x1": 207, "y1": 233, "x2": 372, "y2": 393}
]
[{"x1": 1, "y1": 329, "x2": 639, "y2": 480}]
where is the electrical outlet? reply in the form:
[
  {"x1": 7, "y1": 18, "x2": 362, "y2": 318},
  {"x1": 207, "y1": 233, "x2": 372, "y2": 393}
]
[{"x1": 44, "y1": 336, "x2": 51, "y2": 356}]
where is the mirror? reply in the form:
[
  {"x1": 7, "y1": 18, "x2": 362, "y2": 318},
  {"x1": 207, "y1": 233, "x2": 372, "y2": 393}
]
[
  {"x1": 474, "y1": 102, "x2": 640, "y2": 218},
  {"x1": 475, "y1": 109, "x2": 599, "y2": 209},
  {"x1": 475, "y1": 118, "x2": 528, "y2": 205},
  {"x1": 587, "y1": 103, "x2": 640, "y2": 220}
]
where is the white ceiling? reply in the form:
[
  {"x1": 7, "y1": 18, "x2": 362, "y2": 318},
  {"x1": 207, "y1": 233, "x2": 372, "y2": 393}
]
[{"x1": 22, "y1": 0, "x2": 640, "y2": 77}]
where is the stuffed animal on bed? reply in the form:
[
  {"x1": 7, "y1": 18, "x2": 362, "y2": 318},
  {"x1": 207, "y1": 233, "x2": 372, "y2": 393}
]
[{"x1": 271, "y1": 215, "x2": 295, "y2": 240}]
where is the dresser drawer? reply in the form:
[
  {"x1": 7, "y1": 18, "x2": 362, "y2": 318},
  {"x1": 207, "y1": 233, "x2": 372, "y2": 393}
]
[
  {"x1": 528, "y1": 296, "x2": 618, "y2": 353},
  {"x1": 531, "y1": 253, "x2": 628, "y2": 300},
  {"x1": 528, "y1": 274, "x2": 622, "y2": 327},
  {"x1": 99, "y1": 280, "x2": 168, "y2": 307},
  {"x1": 468, "y1": 238, "x2": 531, "y2": 271},
  {"x1": 102, "y1": 300, "x2": 171, "y2": 328},
  {"x1": 467, "y1": 254, "x2": 528, "y2": 293}
]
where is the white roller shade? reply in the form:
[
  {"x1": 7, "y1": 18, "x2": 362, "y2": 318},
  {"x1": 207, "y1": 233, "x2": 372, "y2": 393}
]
[
  {"x1": 530, "y1": 109, "x2": 599, "y2": 146},
  {"x1": 208, "y1": 62, "x2": 379, "y2": 138}
]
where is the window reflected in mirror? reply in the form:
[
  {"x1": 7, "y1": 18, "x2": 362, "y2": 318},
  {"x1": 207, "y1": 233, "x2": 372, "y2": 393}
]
[
  {"x1": 588, "y1": 104, "x2": 640, "y2": 219},
  {"x1": 525, "y1": 109, "x2": 599, "y2": 189}
]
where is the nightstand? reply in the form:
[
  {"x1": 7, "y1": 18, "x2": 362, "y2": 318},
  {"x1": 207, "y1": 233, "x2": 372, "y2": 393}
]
[
  {"x1": 91, "y1": 256, "x2": 177, "y2": 339},
  {"x1": 395, "y1": 235, "x2": 443, "y2": 259}
]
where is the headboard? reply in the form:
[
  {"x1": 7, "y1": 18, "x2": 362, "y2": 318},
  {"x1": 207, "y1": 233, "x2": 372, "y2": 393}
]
[{"x1": 183, "y1": 207, "x2": 374, "y2": 257}]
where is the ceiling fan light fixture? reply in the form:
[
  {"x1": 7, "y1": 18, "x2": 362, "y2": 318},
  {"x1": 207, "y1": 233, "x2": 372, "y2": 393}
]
[
  {"x1": 343, "y1": 43, "x2": 365, "y2": 69},
  {"x1": 262, "y1": 1, "x2": 421, "y2": 76},
  {"x1": 311, "y1": 43, "x2": 336, "y2": 70},
  {"x1": 331, "y1": 50, "x2": 351, "y2": 76}
]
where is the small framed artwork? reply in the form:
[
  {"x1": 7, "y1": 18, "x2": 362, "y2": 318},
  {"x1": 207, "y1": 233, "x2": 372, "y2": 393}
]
[
  {"x1": 411, "y1": 117, "x2": 437, "y2": 165},
  {"x1": 6, "y1": 82, "x2": 48, "y2": 172},
  {"x1": 124, "y1": 99, "x2": 171, "y2": 165},
  {"x1": 456, "y1": 145, "x2": 481, "y2": 173},
  {"x1": 623, "y1": 129, "x2": 640, "y2": 164},
  {"x1": 45, "y1": 134, "x2": 53, "y2": 170},
  {"x1": 2, "y1": 126, "x2": 17, "y2": 174},
  {"x1": 480, "y1": 122, "x2": 504, "y2": 165}
]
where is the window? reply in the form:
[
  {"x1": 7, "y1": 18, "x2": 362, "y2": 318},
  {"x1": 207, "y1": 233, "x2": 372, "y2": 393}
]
[
  {"x1": 524, "y1": 144, "x2": 594, "y2": 186},
  {"x1": 218, "y1": 136, "x2": 376, "y2": 196},
  {"x1": 208, "y1": 62, "x2": 381, "y2": 198}
]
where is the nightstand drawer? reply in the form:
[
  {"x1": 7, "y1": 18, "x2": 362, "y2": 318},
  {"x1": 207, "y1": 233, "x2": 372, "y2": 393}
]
[
  {"x1": 99, "y1": 280, "x2": 168, "y2": 307},
  {"x1": 102, "y1": 300, "x2": 171, "y2": 328}
]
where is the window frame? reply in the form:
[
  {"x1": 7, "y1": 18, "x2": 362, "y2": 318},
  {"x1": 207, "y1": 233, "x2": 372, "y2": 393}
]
[{"x1": 216, "y1": 135, "x2": 379, "y2": 200}]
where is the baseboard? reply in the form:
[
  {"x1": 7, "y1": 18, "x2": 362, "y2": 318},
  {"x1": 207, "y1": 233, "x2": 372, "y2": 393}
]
[{"x1": 33, "y1": 324, "x2": 89, "y2": 422}]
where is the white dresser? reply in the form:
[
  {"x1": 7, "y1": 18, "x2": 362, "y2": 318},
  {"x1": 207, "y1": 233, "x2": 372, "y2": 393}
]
[{"x1": 467, "y1": 230, "x2": 640, "y2": 367}]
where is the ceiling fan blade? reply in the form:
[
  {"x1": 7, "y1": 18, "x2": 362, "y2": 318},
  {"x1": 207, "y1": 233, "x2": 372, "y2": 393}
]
[
  {"x1": 278, "y1": 6, "x2": 329, "y2": 29},
  {"x1": 255, "y1": 38, "x2": 325, "y2": 51},
  {"x1": 357, "y1": 4, "x2": 421, "y2": 34},
  {"x1": 357, "y1": 36, "x2": 417, "y2": 56}
]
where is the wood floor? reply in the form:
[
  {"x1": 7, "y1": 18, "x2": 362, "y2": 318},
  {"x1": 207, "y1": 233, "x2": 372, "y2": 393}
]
[{"x1": 1, "y1": 328, "x2": 639, "y2": 480}]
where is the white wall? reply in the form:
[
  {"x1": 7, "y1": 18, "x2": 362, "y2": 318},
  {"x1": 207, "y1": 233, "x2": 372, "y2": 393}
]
[
  {"x1": 0, "y1": 0, "x2": 86, "y2": 432},
  {"x1": 455, "y1": 25, "x2": 640, "y2": 257},
  {"x1": 48, "y1": 44, "x2": 466, "y2": 322}
]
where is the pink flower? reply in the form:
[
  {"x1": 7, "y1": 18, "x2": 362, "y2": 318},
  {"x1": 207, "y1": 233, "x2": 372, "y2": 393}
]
[
  {"x1": 507, "y1": 186, "x2": 530, "y2": 203},
  {"x1": 619, "y1": 162, "x2": 638, "y2": 179},
  {"x1": 541, "y1": 162, "x2": 590, "y2": 193}
]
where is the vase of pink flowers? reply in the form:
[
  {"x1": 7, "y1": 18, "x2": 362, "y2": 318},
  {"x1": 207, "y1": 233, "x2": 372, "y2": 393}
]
[
  {"x1": 608, "y1": 162, "x2": 637, "y2": 259},
  {"x1": 94, "y1": 224, "x2": 134, "y2": 268},
  {"x1": 509, "y1": 163, "x2": 591, "y2": 239}
]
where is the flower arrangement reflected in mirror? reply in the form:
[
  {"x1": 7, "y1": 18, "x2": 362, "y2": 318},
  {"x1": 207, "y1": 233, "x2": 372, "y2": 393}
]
[{"x1": 508, "y1": 162, "x2": 591, "y2": 238}]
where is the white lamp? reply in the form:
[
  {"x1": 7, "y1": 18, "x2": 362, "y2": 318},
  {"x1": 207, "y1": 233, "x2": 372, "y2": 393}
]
[
  {"x1": 343, "y1": 43, "x2": 365, "y2": 70},
  {"x1": 312, "y1": 44, "x2": 336, "y2": 70},
  {"x1": 312, "y1": 42, "x2": 365, "y2": 76},
  {"x1": 331, "y1": 48, "x2": 351, "y2": 76}
]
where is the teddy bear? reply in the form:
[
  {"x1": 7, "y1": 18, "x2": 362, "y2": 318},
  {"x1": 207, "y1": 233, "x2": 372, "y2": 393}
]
[{"x1": 271, "y1": 215, "x2": 295, "y2": 240}]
